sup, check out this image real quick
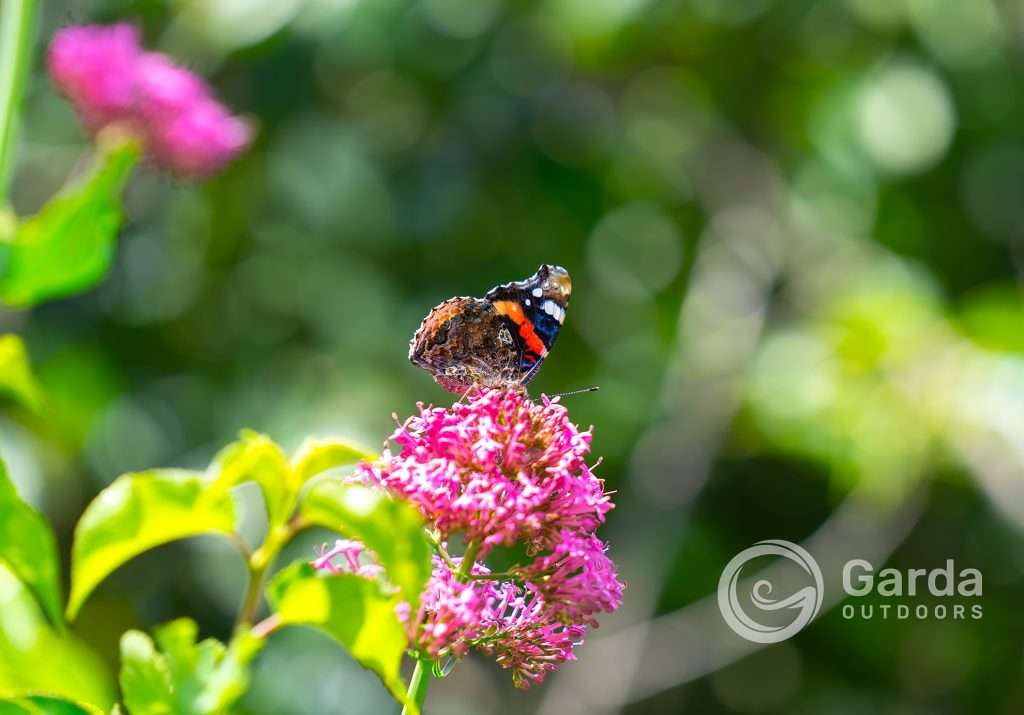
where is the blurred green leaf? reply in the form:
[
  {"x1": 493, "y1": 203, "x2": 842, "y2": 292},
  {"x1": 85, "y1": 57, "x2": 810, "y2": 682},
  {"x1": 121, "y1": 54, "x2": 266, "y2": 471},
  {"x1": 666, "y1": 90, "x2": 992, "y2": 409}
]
[
  {"x1": 0, "y1": 695, "x2": 104, "y2": 715},
  {"x1": 208, "y1": 430, "x2": 291, "y2": 527},
  {"x1": 299, "y1": 481, "x2": 431, "y2": 612},
  {"x1": 289, "y1": 437, "x2": 375, "y2": 486},
  {"x1": 0, "y1": 336, "x2": 42, "y2": 412},
  {"x1": 0, "y1": 567, "x2": 114, "y2": 710},
  {"x1": 265, "y1": 562, "x2": 413, "y2": 712},
  {"x1": 67, "y1": 470, "x2": 236, "y2": 620},
  {"x1": 0, "y1": 458, "x2": 62, "y2": 629},
  {"x1": 956, "y1": 285, "x2": 1024, "y2": 354},
  {"x1": 118, "y1": 631, "x2": 172, "y2": 715},
  {"x1": 119, "y1": 620, "x2": 263, "y2": 715},
  {"x1": 0, "y1": 139, "x2": 139, "y2": 307}
]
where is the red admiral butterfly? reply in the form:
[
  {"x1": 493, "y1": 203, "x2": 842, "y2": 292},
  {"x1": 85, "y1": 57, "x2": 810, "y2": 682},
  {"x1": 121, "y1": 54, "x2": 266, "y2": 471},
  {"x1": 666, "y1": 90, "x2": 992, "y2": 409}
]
[{"x1": 409, "y1": 265, "x2": 571, "y2": 394}]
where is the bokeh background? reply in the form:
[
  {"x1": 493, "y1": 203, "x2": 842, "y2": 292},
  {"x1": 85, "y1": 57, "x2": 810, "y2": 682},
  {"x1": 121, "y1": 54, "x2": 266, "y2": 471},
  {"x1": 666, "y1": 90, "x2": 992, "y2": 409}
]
[{"x1": 4, "y1": 0, "x2": 1024, "y2": 712}]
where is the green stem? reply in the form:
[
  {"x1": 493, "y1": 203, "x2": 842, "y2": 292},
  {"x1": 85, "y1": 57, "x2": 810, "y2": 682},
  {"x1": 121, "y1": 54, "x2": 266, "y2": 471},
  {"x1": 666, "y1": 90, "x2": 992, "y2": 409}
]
[
  {"x1": 0, "y1": 0, "x2": 37, "y2": 205},
  {"x1": 457, "y1": 541, "x2": 480, "y2": 583},
  {"x1": 402, "y1": 659, "x2": 431, "y2": 715},
  {"x1": 402, "y1": 541, "x2": 481, "y2": 714},
  {"x1": 236, "y1": 560, "x2": 269, "y2": 627}
]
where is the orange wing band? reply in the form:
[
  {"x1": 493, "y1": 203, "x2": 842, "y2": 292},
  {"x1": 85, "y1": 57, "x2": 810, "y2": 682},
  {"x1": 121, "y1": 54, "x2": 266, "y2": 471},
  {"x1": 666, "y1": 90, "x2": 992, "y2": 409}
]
[{"x1": 492, "y1": 300, "x2": 547, "y2": 358}]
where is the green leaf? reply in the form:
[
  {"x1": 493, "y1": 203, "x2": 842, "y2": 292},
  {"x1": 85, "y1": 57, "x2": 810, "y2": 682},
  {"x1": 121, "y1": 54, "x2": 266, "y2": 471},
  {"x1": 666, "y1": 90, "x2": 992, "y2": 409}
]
[
  {"x1": 67, "y1": 470, "x2": 236, "y2": 620},
  {"x1": 207, "y1": 431, "x2": 291, "y2": 527},
  {"x1": 289, "y1": 437, "x2": 375, "y2": 486},
  {"x1": 0, "y1": 459, "x2": 63, "y2": 629},
  {"x1": 0, "y1": 695, "x2": 104, "y2": 715},
  {"x1": 300, "y1": 481, "x2": 431, "y2": 613},
  {"x1": 0, "y1": 336, "x2": 42, "y2": 412},
  {"x1": 118, "y1": 632, "x2": 172, "y2": 715},
  {"x1": 119, "y1": 620, "x2": 263, "y2": 715},
  {"x1": 266, "y1": 562, "x2": 414, "y2": 713},
  {"x1": 0, "y1": 567, "x2": 115, "y2": 710},
  {"x1": 0, "y1": 138, "x2": 139, "y2": 307}
]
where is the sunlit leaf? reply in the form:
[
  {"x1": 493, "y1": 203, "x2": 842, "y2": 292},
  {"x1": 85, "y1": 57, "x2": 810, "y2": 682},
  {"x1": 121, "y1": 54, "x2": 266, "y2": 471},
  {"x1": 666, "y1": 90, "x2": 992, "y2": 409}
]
[
  {"x1": 289, "y1": 437, "x2": 375, "y2": 486},
  {"x1": 119, "y1": 620, "x2": 263, "y2": 715},
  {"x1": 0, "y1": 138, "x2": 139, "y2": 307},
  {"x1": 0, "y1": 459, "x2": 63, "y2": 629},
  {"x1": 208, "y1": 430, "x2": 291, "y2": 527},
  {"x1": 118, "y1": 631, "x2": 172, "y2": 715},
  {"x1": 0, "y1": 567, "x2": 114, "y2": 710},
  {"x1": 265, "y1": 562, "x2": 413, "y2": 712},
  {"x1": 67, "y1": 470, "x2": 236, "y2": 620},
  {"x1": 299, "y1": 481, "x2": 431, "y2": 612},
  {"x1": 0, "y1": 336, "x2": 42, "y2": 412},
  {"x1": 0, "y1": 695, "x2": 104, "y2": 715}
]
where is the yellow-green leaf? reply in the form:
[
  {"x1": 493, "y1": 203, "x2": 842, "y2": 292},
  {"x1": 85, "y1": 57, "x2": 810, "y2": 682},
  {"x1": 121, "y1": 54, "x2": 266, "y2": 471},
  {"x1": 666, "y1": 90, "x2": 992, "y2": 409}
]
[
  {"x1": 299, "y1": 482, "x2": 431, "y2": 613},
  {"x1": 289, "y1": 437, "x2": 375, "y2": 486},
  {"x1": 266, "y1": 563, "x2": 414, "y2": 713},
  {"x1": 0, "y1": 139, "x2": 139, "y2": 307},
  {"x1": 0, "y1": 695, "x2": 104, "y2": 715},
  {"x1": 0, "y1": 336, "x2": 42, "y2": 412},
  {"x1": 119, "y1": 620, "x2": 263, "y2": 715},
  {"x1": 207, "y1": 431, "x2": 291, "y2": 527},
  {"x1": 67, "y1": 470, "x2": 236, "y2": 620},
  {"x1": 0, "y1": 459, "x2": 62, "y2": 629},
  {"x1": 0, "y1": 566, "x2": 114, "y2": 710}
]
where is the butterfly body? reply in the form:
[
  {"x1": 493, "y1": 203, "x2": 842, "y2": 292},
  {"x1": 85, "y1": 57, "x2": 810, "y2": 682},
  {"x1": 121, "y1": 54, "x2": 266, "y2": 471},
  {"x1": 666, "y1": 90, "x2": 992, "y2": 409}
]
[{"x1": 409, "y1": 264, "x2": 571, "y2": 394}]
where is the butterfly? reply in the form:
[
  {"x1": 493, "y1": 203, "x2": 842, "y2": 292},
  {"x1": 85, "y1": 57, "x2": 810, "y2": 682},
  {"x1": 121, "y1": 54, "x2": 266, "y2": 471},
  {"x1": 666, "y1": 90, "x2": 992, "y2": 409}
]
[{"x1": 409, "y1": 264, "x2": 571, "y2": 394}]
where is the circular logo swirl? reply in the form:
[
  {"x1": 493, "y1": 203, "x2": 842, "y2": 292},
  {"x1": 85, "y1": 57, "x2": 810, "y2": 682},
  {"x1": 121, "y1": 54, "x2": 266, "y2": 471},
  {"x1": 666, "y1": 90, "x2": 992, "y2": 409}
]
[{"x1": 717, "y1": 539, "x2": 823, "y2": 643}]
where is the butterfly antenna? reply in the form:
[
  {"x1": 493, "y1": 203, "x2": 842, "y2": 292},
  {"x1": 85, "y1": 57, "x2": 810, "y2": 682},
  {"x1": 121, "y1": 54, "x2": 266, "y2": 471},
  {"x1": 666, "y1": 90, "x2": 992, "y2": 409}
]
[{"x1": 548, "y1": 386, "x2": 600, "y2": 399}]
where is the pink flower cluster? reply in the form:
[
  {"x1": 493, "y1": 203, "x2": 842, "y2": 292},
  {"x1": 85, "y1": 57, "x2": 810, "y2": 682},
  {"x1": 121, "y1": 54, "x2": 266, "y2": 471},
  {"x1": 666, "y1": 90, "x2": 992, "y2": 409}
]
[
  {"x1": 358, "y1": 388, "x2": 612, "y2": 556},
  {"x1": 318, "y1": 388, "x2": 623, "y2": 687},
  {"x1": 48, "y1": 23, "x2": 250, "y2": 178}
]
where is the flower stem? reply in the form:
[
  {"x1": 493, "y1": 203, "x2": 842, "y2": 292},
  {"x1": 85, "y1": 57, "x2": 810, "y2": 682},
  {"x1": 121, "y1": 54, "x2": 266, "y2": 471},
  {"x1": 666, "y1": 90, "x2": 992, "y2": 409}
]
[
  {"x1": 236, "y1": 560, "x2": 269, "y2": 627},
  {"x1": 0, "y1": 0, "x2": 37, "y2": 205},
  {"x1": 456, "y1": 541, "x2": 480, "y2": 583},
  {"x1": 402, "y1": 659, "x2": 431, "y2": 715},
  {"x1": 403, "y1": 540, "x2": 480, "y2": 714}
]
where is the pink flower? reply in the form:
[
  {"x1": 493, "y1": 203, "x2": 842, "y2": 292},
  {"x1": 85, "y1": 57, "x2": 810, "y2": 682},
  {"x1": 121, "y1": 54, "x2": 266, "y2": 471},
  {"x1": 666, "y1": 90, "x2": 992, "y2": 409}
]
[
  {"x1": 475, "y1": 581, "x2": 586, "y2": 688},
  {"x1": 312, "y1": 539, "x2": 385, "y2": 580},
  {"x1": 316, "y1": 388, "x2": 624, "y2": 688},
  {"x1": 408, "y1": 557, "x2": 495, "y2": 658},
  {"x1": 515, "y1": 530, "x2": 624, "y2": 626},
  {"x1": 47, "y1": 23, "x2": 139, "y2": 131},
  {"x1": 356, "y1": 388, "x2": 613, "y2": 556},
  {"x1": 410, "y1": 561, "x2": 589, "y2": 687},
  {"x1": 47, "y1": 23, "x2": 251, "y2": 177}
]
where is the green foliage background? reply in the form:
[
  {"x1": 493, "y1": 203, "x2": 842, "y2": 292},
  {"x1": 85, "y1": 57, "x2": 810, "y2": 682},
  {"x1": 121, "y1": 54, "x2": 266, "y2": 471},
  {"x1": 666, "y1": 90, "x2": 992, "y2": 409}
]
[{"x1": 3, "y1": 0, "x2": 1024, "y2": 713}]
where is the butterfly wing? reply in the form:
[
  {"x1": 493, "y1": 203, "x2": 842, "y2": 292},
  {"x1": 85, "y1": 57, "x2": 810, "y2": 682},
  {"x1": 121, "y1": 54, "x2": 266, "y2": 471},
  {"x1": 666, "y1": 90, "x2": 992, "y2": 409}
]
[
  {"x1": 409, "y1": 265, "x2": 572, "y2": 393},
  {"x1": 408, "y1": 297, "x2": 522, "y2": 393},
  {"x1": 484, "y1": 264, "x2": 571, "y2": 385}
]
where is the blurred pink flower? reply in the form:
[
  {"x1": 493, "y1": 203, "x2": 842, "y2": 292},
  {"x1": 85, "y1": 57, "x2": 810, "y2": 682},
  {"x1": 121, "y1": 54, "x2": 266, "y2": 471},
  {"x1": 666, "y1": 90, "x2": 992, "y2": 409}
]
[
  {"x1": 47, "y1": 23, "x2": 251, "y2": 177},
  {"x1": 355, "y1": 388, "x2": 613, "y2": 556},
  {"x1": 312, "y1": 539, "x2": 384, "y2": 580}
]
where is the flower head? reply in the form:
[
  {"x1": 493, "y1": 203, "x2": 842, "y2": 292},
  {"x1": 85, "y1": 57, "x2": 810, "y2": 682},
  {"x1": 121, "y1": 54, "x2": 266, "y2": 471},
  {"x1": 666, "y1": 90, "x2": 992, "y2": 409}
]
[
  {"x1": 48, "y1": 23, "x2": 250, "y2": 177},
  {"x1": 515, "y1": 530, "x2": 624, "y2": 626},
  {"x1": 356, "y1": 388, "x2": 613, "y2": 556},
  {"x1": 315, "y1": 387, "x2": 624, "y2": 688}
]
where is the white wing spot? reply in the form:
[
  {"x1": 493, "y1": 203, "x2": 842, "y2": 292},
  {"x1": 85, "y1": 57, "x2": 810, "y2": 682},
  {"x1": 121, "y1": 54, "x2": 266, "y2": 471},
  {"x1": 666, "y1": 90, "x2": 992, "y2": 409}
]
[{"x1": 532, "y1": 288, "x2": 543, "y2": 297}]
